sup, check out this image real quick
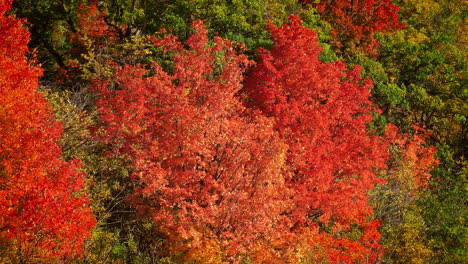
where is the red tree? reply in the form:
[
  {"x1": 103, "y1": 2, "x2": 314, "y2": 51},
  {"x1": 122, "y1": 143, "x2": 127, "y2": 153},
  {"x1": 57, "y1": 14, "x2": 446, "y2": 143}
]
[
  {"x1": 302, "y1": 0, "x2": 403, "y2": 55},
  {"x1": 243, "y1": 16, "x2": 390, "y2": 262},
  {"x1": 93, "y1": 21, "x2": 289, "y2": 262},
  {"x1": 0, "y1": 1, "x2": 95, "y2": 262},
  {"x1": 385, "y1": 124, "x2": 439, "y2": 189}
]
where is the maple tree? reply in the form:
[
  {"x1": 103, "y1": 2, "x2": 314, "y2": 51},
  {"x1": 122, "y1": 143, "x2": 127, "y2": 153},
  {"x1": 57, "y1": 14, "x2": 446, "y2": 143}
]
[
  {"x1": 3, "y1": 0, "x2": 465, "y2": 262},
  {"x1": 301, "y1": 0, "x2": 403, "y2": 56},
  {"x1": 92, "y1": 21, "x2": 289, "y2": 262},
  {"x1": 243, "y1": 16, "x2": 390, "y2": 262},
  {"x1": 0, "y1": 1, "x2": 95, "y2": 262}
]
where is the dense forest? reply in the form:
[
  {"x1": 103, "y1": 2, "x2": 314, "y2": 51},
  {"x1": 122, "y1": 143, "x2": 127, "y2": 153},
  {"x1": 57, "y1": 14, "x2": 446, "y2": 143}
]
[{"x1": 0, "y1": 0, "x2": 466, "y2": 263}]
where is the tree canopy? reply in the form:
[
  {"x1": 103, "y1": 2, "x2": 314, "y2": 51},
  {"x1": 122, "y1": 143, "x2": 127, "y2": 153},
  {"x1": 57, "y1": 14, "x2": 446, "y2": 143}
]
[{"x1": 1, "y1": 0, "x2": 465, "y2": 263}]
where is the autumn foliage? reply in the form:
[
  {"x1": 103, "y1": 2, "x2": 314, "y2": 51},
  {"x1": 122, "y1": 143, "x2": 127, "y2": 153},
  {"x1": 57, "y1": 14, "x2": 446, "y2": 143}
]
[
  {"x1": 243, "y1": 16, "x2": 390, "y2": 262},
  {"x1": 2, "y1": 0, "x2": 453, "y2": 262},
  {"x1": 0, "y1": 1, "x2": 95, "y2": 262},
  {"x1": 89, "y1": 16, "x2": 410, "y2": 262},
  {"x1": 92, "y1": 21, "x2": 289, "y2": 262},
  {"x1": 70, "y1": 2, "x2": 118, "y2": 46},
  {"x1": 373, "y1": 124, "x2": 439, "y2": 263},
  {"x1": 302, "y1": 0, "x2": 403, "y2": 55}
]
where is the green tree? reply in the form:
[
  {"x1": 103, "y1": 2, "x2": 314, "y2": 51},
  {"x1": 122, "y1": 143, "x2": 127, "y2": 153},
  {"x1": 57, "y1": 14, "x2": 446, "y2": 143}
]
[
  {"x1": 12, "y1": 0, "x2": 84, "y2": 78},
  {"x1": 368, "y1": 0, "x2": 467, "y2": 262},
  {"x1": 376, "y1": 0, "x2": 467, "y2": 152}
]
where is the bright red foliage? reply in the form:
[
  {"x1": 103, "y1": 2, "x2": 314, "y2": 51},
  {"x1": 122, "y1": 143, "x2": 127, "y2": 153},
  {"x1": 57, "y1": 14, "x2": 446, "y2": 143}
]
[
  {"x1": 243, "y1": 16, "x2": 389, "y2": 262},
  {"x1": 0, "y1": 1, "x2": 95, "y2": 262},
  {"x1": 71, "y1": 2, "x2": 118, "y2": 44},
  {"x1": 385, "y1": 124, "x2": 439, "y2": 188},
  {"x1": 302, "y1": 0, "x2": 403, "y2": 55},
  {"x1": 93, "y1": 21, "x2": 289, "y2": 262}
]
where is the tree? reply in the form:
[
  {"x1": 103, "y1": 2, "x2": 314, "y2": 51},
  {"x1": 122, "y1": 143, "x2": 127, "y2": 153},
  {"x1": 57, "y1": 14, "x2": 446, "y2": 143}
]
[
  {"x1": 301, "y1": 0, "x2": 403, "y2": 56},
  {"x1": 93, "y1": 21, "x2": 289, "y2": 263},
  {"x1": 92, "y1": 0, "x2": 302, "y2": 54},
  {"x1": 374, "y1": 1, "x2": 467, "y2": 261},
  {"x1": 372, "y1": 125, "x2": 439, "y2": 263},
  {"x1": 11, "y1": 0, "x2": 85, "y2": 79},
  {"x1": 0, "y1": 1, "x2": 95, "y2": 262},
  {"x1": 243, "y1": 16, "x2": 390, "y2": 262},
  {"x1": 12, "y1": 0, "x2": 304, "y2": 81},
  {"x1": 421, "y1": 149, "x2": 467, "y2": 264},
  {"x1": 377, "y1": 0, "x2": 467, "y2": 155}
]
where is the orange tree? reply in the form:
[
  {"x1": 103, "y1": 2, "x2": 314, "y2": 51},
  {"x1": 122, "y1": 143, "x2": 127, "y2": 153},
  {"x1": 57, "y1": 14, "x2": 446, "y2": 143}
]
[
  {"x1": 243, "y1": 16, "x2": 390, "y2": 262},
  {"x1": 0, "y1": 1, "x2": 95, "y2": 262},
  {"x1": 92, "y1": 21, "x2": 289, "y2": 263}
]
